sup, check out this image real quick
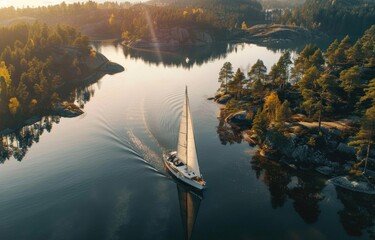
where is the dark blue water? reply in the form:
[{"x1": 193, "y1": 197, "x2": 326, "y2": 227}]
[{"x1": 0, "y1": 43, "x2": 374, "y2": 240}]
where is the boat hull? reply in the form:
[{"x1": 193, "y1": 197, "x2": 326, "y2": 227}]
[{"x1": 163, "y1": 153, "x2": 205, "y2": 190}]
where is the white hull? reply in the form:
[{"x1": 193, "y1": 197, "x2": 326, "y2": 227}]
[{"x1": 163, "y1": 153, "x2": 205, "y2": 190}]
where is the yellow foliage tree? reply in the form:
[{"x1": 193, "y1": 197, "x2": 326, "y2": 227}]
[
  {"x1": 0, "y1": 61, "x2": 11, "y2": 88},
  {"x1": 241, "y1": 21, "x2": 247, "y2": 30},
  {"x1": 183, "y1": 10, "x2": 189, "y2": 17},
  {"x1": 263, "y1": 92, "x2": 281, "y2": 122},
  {"x1": 108, "y1": 13, "x2": 115, "y2": 25},
  {"x1": 121, "y1": 31, "x2": 130, "y2": 40},
  {"x1": 29, "y1": 99, "x2": 37, "y2": 113},
  {"x1": 90, "y1": 49, "x2": 97, "y2": 58},
  {"x1": 8, "y1": 97, "x2": 20, "y2": 117}
]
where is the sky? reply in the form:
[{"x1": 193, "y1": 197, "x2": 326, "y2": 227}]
[{"x1": 0, "y1": 0, "x2": 148, "y2": 8}]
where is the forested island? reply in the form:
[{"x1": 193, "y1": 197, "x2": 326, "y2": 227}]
[
  {"x1": 0, "y1": 22, "x2": 124, "y2": 133},
  {"x1": 214, "y1": 25, "x2": 375, "y2": 186}
]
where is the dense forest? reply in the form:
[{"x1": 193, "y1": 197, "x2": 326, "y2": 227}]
[
  {"x1": 0, "y1": 1, "x2": 265, "y2": 41},
  {"x1": 276, "y1": 0, "x2": 375, "y2": 35},
  {"x1": 216, "y1": 25, "x2": 375, "y2": 169},
  {"x1": 0, "y1": 22, "x2": 90, "y2": 121}
]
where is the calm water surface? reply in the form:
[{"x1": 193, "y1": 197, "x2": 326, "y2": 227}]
[{"x1": 0, "y1": 43, "x2": 374, "y2": 240}]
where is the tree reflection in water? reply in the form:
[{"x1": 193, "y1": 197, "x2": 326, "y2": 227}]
[
  {"x1": 251, "y1": 155, "x2": 326, "y2": 224},
  {"x1": 216, "y1": 118, "x2": 242, "y2": 145},
  {"x1": 251, "y1": 154, "x2": 375, "y2": 237},
  {"x1": 0, "y1": 79, "x2": 99, "y2": 163},
  {"x1": 335, "y1": 188, "x2": 375, "y2": 238}
]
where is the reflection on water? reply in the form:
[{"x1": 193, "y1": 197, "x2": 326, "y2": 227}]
[
  {"x1": 122, "y1": 43, "x2": 235, "y2": 69},
  {"x1": 1, "y1": 42, "x2": 374, "y2": 239},
  {"x1": 0, "y1": 75, "x2": 102, "y2": 163},
  {"x1": 336, "y1": 188, "x2": 375, "y2": 238},
  {"x1": 177, "y1": 184, "x2": 202, "y2": 240},
  {"x1": 252, "y1": 154, "x2": 375, "y2": 237},
  {"x1": 216, "y1": 118, "x2": 242, "y2": 145}
]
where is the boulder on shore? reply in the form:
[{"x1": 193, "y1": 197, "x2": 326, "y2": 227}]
[
  {"x1": 225, "y1": 110, "x2": 252, "y2": 127},
  {"x1": 216, "y1": 94, "x2": 232, "y2": 104},
  {"x1": 52, "y1": 102, "x2": 84, "y2": 118}
]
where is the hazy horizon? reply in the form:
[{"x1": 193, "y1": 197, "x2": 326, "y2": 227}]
[{"x1": 0, "y1": 0, "x2": 148, "y2": 8}]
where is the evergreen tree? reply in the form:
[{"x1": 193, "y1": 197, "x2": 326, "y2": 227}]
[
  {"x1": 251, "y1": 108, "x2": 268, "y2": 145},
  {"x1": 360, "y1": 78, "x2": 375, "y2": 106},
  {"x1": 276, "y1": 100, "x2": 292, "y2": 126},
  {"x1": 325, "y1": 39, "x2": 339, "y2": 67},
  {"x1": 340, "y1": 65, "x2": 361, "y2": 101},
  {"x1": 218, "y1": 62, "x2": 234, "y2": 93},
  {"x1": 347, "y1": 41, "x2": 364, "y2": 66},
  {"x1": 229, "y1": 68, "x2": 245, "y2": 99},
  {"x1": 248, "y1": 59, "x2": 267, "y2": 83},
  {"x1": 349, "y1": 106, "x2": 375, "y2": 174}
]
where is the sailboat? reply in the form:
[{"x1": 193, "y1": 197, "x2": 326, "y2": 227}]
[{"x1": 163, "y1": 87, "x2": 206, "y2": 190}]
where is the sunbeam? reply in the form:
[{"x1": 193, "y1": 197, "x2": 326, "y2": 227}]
[{"x1": 144, "y1": 9, "x2": 163, "y2": 62}]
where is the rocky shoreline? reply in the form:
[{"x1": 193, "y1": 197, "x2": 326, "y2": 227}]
[
  {"x1": 0, "y1": 48, "x2": 124, "y2": 137},
  {"x1": 212, "y1": 95, "x2": 375, "y2": 178},
  {"x1": 122, "y1": 24, "x2": 324, "y2": 50}
]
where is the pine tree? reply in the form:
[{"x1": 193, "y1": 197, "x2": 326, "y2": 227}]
[
  {"x1": 325, "y1": 39, "x2": 339, "y2": 67},
  {"x1": 360, "y1": 78, "x2": 375, "y2": 106},
  {"x1": 347, "y1": 41, "x2": 363, "y2": 66},
  {"x1": 349, "y1": 106, "x2": 375, "y2": 174},
  {"x1": 275, "y1": 100, "x2": 292, "y2": 130},
  {"x1": 229, "y1": 68, "x2": 245, "y2": 99},
  {"x1": 218, "y1": 62, "x2": 234, "y2": 94},
  {"x1": 340, "y1": 65, "x2": 361, "y2": 101},
  {"x1": 251, "y1": 108, "x2": 268, "y2": 145},
  {"x1": 248, "y1": 59, "x2": 267, "y2": 83}
]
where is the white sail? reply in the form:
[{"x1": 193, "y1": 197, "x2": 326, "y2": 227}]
[
  {"x1": 177, "y1": 88, "x2": 201, "y2": 177},
  {"x1": 186, "y1": 97, "x2": 201, "y2": 176},
  {"x1": 177, "y1": 93, "x2": 188, "y2": 165}
]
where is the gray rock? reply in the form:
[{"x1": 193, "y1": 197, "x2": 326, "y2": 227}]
[
  {"x1": 216, "y1": 94, "x2": 232, "y2": 104},
  {"x1": 336, "y1": 143, "x2": 356, "y2": 155},
  {"x1": 225, "y1": 110, "x2": 252, "y2": 126},
  {"x1": 291, "y1": 145, "x2": 309, "y2": 161}
]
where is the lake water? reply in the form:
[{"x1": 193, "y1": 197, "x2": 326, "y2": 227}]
[{"x1": 0, "y1": 43, "x2": 374, "y2": 240}]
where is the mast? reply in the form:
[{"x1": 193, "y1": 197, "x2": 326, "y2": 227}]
[{"x1": 186, "y1": 86, "x2": 189, "y2": 172}]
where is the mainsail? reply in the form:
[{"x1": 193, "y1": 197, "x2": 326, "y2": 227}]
[{"x1": 177, "y1": 88, "x2": 201, "y2": 177}]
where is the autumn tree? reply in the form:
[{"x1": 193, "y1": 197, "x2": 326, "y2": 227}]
[
  {"x1": 218, "y1": 62, "x2": 234, "y2": 93},
  {"x1": 263, "y1": 92, "x2": 281, "y2": 123},
  {"x1": 8, "y1": 97, "x2": 20, "y2": 117}
]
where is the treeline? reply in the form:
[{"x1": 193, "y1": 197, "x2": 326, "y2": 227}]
[
  {"x1": 0, "y1": 1, "x2": 266, "y2": 41},
  {"x1": 276, "y1": 0, "x2": 375, "y2": 35},
  {"x1": 0, "y1": 22, "x2": 90, "y2": 120},
  {"x1": 218, "y1": 25, "x2": 375, "y2": 161}
]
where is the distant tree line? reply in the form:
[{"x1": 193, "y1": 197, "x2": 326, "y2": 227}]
[
  {"x1": 0, "y1": 1, "x2": 266, "y2": 41},
  {"x1": 276, "y1": 0, "x2": 375, "y2": 35}
]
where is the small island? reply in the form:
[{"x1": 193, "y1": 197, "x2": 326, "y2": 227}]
[{"x1": 213, "y1": 25, "x2": 375, "y2": 193}]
